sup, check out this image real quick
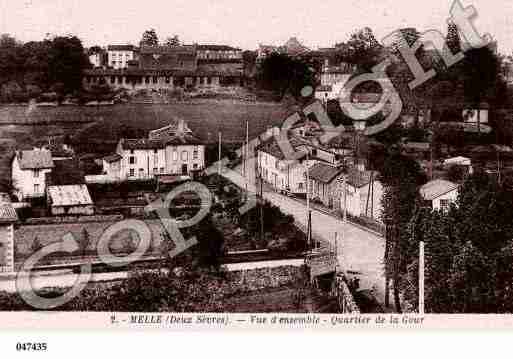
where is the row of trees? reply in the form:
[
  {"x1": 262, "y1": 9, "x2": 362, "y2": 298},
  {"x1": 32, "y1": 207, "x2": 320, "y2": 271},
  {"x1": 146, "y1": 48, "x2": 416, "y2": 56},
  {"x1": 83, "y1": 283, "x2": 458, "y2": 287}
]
[
  {"x1": 0, "y1": 34, "x2": 91, "y2": 102},
  {"x1": 140, "y1": 28, "x2": 180, "y2": 47}
]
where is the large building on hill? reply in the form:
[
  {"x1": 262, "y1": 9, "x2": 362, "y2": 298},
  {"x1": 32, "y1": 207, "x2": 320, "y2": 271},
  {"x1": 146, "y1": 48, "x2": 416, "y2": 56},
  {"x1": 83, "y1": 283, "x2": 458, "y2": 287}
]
[{"x1": 83, "y1": 43, "x2": 243, "y2": 91}]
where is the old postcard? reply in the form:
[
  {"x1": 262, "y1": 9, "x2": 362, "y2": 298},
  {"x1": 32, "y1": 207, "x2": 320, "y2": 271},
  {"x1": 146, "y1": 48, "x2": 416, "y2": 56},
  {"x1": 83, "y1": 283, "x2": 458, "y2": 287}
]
[{"x1": 0, "y1": 0, "x2": 511, "y2": 341}]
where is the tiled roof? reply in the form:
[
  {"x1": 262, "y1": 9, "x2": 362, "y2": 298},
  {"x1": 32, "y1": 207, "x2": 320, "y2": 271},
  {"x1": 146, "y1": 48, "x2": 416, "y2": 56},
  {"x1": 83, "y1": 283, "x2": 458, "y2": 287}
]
[
  {"x1": 197, "y1": 45, "x2": 240, "y2": 51},
  {"x1": 103, "y1": 154, "x2": 122, "y2": 163},
  {"x1": 420, "y1": 179, "x2": 459, "y2": 201},
  {"x1": 0, "y1": 204, "x2": 17, "y2": 223},
  {"x1": 107, "y1": 45, "x2": 135, "y2": 51},
  {"x1": 258, "y1": 136, "x2": 308, "y2": 160},
  {"x1": 17, "y1": 149, "x2": 54, "y2": 170},
  {"x1": 139, "y1": 45, "x2": 196, "y2": 55},
  {"x1": 164, "y1": 134, "x2": 203, "y2": 146},
  {"x1": 48, "y1": 185, "x2": 93, "y2": 207},
  {"x1": 309, "y1": 163, "x2": 344, "y2": 184},
  {"x1": 121, "y1": 138, "x2": 165, "y2": 151}
]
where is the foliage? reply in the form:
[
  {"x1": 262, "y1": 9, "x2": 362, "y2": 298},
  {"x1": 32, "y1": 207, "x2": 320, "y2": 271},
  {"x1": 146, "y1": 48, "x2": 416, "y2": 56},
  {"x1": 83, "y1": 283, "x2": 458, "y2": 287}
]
[
  {"x1": 140, "y1": 29, "x2": 159, "y2": 47},
  {"x1": 379, "y1": 151, "x2": 427, "y2": 311},
  {"x1": 335, "y1": 27, "x2": 383, "y2": 71},
  {"x1": 0, "y1": 34, "x2": 90, "y2": 101},
  {"x1": 164, "y1": 35, "x2": 180, "y2": 46},
  {"x1": 400, "y1": 170, "x2": 513, "y2": 313},
  {"x1": 257, "y1": 53, "x2": 315, "y2": 100}
]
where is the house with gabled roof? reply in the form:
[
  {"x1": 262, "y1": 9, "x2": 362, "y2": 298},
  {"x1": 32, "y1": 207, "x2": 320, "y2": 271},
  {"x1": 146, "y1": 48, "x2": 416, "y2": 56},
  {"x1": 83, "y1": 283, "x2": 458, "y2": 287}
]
[
  {"x1": 420, "y1": 179, "x2": 459, "y2": 211},
  {"x1": 11, "y1": 149, "x2": 54, "y2": 201}
]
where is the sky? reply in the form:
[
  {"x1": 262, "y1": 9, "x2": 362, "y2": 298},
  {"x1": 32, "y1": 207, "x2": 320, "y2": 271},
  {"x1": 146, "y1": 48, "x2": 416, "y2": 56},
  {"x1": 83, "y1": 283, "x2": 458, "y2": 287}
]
[{"x1": 0, "y1": 0, "x2": 512, "y2": 54}]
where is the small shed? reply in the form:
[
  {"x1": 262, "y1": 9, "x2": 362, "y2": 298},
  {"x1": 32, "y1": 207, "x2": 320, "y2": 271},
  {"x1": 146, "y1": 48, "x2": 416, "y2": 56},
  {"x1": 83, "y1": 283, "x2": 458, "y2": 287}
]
[{"x1": 47, "y1": 184, "x2": 94, "y2": 216}]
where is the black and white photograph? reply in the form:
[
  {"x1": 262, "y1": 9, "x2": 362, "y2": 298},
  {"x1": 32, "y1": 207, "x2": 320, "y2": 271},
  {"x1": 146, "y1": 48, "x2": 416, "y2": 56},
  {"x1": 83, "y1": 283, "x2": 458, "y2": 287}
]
[{"x1": 0, "y1": 0, "x2": 512, "y2": 339}]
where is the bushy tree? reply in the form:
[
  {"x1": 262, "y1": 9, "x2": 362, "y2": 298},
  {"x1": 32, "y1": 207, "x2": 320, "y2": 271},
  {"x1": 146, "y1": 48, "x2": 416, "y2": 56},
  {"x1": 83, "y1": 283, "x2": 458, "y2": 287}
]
[{"x1": 140, "y1": 29, "x2": 159, "y2": 47}]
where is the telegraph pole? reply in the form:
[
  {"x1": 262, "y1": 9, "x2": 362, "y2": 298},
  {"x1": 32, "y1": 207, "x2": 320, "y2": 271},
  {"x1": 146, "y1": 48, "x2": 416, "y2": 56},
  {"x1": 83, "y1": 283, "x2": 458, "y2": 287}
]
[
  {"x1": 218, "y1": 131, "x2": 222, "y2": 176},
  {"x1": 419, "y1": 241, "x2": 425, "y2": 315},
  {"x1": 305, "y1": 151, "x2": 311, "y2": 250}
]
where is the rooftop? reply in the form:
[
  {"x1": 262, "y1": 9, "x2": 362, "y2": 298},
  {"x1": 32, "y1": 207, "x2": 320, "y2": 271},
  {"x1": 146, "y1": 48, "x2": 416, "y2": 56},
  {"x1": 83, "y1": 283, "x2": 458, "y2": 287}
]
[
  {"x1": 197, "y1": 44, "x2": 240, "y2": 51},
  {"x1": 48, "y1": 184, "x2": 93, "y2": 207},
  {"x1": 420, "y1": 179, "x2": 459, "y2": 201},
  {"x1": 309, "y1": 163, "x2": 344, "y2": 184},
  {"x1": 107, "y1": 45, "x2": 135, "y2": 51},
  {"x1": 120, "y1": 138, "x2": 164, "y2": 151},
  {"x1": 16, "y1": 149, "x2": 54, "y2": 170},
  {"x1": 103, "y1": 154, "x2": 122, "y2": 163}
]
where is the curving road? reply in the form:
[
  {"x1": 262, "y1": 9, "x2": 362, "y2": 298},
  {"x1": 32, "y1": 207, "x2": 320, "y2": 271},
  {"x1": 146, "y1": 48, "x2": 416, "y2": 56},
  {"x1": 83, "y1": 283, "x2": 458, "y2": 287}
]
[{"x1": 224, "y1": 165, "x2": 387, "y2": 308}]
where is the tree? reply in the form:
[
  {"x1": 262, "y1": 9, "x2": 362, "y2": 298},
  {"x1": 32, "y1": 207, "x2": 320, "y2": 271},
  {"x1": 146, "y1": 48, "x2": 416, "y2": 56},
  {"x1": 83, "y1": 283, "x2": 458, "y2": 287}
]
[
  {"x1": 164, "y1": 35, "x2": 180, "y2": 46},
  {"x1": 140, "y1": 29, "x2": 159, "y2": 47},
  {"x1": 336, "y1": 27, "x2": 383, "y2": 71},
  {"x1": 380, "y1": 152, "x2": 426, "y2": 311},
  {"x1": 446, "y1": 21, "x2": 462, "y2": 54},
  {"x1": 257, "y1": 53, "x2": 315, "y2": 100},
  {"x1": 47, "y1": 36, "x2": 90, "y2": 93}
]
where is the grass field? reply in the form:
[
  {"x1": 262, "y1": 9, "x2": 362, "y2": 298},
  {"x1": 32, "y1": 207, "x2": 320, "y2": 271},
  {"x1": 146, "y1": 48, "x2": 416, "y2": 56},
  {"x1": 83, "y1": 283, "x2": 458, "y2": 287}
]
[{"x1": 0, "y1": 100, "x2": 289, "y2": 189}]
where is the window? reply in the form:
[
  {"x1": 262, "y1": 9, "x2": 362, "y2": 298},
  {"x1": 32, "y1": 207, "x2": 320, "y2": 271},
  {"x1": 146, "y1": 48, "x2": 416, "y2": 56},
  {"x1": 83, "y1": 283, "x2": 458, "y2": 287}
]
[
  {"x1": 165, "y1": 77, "x2": 170, "y2": 84},
  {"x1": 193, "y1": 146, "x2": 199, "y2": 159},
  {"x1": 34, "y1": 169, "x2": 40, "y2": 178},
  {"x1": 299, "y1": 183, "x2": 304, "y2": 190},
  {"x1": 153, "y1": 167, "x2": 158, "y2": 174},
  {"x1": 145, "y1": 77, "x2": 150, "y2": 84},
  {"x1": 129, "y1": 156, "x2": 136, "y2": 165},
  {"x1": 129, "y1": 169, "x2": 135, "y2": 177},
  {"x1": 153, "y1": 76, "x2": 158, "y2": 84},
  {"x1": 172, "y1": 150, "x2": 178, "y2": 161},
  {"x1": 193, "y1": 164, "x2": 198, "y2": 170},
  {"x1": 440, "y1": 199, "x2": 450, "y2": 211},
  {"x1": 130, "y1": 150, "x2": 134, "y2": 154},
  {"x1": 110, "y1": 76, "x2": 116, "y2": 84},
  {"x1": 160, "y1": 167, "x2": 165, "y2": 173},
  {"x1": 34, "y1": 184, "x2": 40, "y2": 193},
  {"x1": 139, "y1": 168, "x2": 144, "y2": 177},
  {"x1": 181, "y1": 151, "x2": 188, "y2": 161}
]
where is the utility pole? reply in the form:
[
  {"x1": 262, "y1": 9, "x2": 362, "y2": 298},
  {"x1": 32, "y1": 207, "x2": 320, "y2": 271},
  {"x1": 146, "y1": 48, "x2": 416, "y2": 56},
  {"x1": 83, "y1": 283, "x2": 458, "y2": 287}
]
[
  {"x1": 245, "y1": 119, "x2": 249, "y2": 196},
  {"x1": 218, "y1": 131, "x2": 222, "y2": 176},
  {"x1": 419, "y1": 240, "x2": 425, "y2": 315},
  {"x1": 305, "y1": 151, "x2": 311, "y2": 250}
]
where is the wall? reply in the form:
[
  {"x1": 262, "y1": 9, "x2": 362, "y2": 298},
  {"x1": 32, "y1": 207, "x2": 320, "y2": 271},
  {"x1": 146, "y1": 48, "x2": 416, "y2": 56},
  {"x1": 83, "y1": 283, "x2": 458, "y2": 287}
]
[
  {"x1": 164, "y1": 144, "x2": 205, "y2": 175},
  {"x1": 108, "y1": 50, "x2": 134, "y2": 69},
  {"x1": 116, "y1": 143, "x2": 205, "y2": 180},
  {"x1": 0, "y1": 224, "x2": 14, "y2": 273},
  {"x1": 51, "y1": 205, "x2": 95, "y2": 216}
]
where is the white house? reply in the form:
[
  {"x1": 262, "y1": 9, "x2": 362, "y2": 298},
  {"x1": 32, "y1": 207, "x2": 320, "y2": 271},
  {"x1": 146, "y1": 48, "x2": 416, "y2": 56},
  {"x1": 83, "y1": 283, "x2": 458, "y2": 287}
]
[
  {"x1": 102, "y1": 121, "x2": 205, "y2": 182},
  {"x1": 0, "y1": 204, "x2": 17, "y2": 273},
  {"x1": 12, "y1": 149, "x2": 54, "y2": 201},
  {"x1": 257, "y1": 135, "x2": 343, "y2": 194},
  {"x1": 107, "y1": 45, "x2": 136, "y2": 69},
  {"x1": 343, "y1": 167, "x2": 383, "y2": 221},
  {"x1": 420, "y1": 179, "x2": 459, "y2": 211}
]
